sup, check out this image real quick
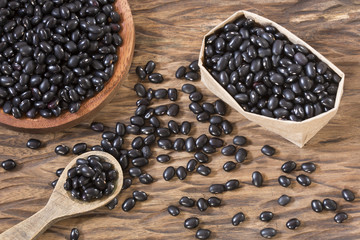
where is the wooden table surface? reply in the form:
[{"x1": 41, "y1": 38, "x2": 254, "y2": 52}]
[{"x1": 1, "y1": 0, "x2": 360, "y2": 239}]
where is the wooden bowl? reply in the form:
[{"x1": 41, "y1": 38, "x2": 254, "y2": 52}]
[
  {"x1": 0, "y1": 0, "x2": 135, "y2": 133},
  {"x1": 198, "y1": 10, "x2": 345, "y2": 147}
]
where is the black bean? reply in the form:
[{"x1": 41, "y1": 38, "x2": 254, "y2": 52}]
[
  {"x1": 232, "y1": 212, "x2": 245, "y2": 226},
  {"x1": 172, "y1": 138, "x2": 184, "y2": 151},
  {"x1": 184, "y1": 137, "x2": 196, "y2": 152},
  {"x1": 26, "y1": 138, "x2": 41, "y2": 149},
  {"x1": 311, "y1": 199, "x2": 323, "y2": 212},
  {"x1": 209, "y1": 116, "x2": 223, "y2": 125},
  {"x1": 214, "y1": 100, "x2": 226, "y2": 115},
  {"x1": 179, "y1": 196, "x2": 195, "y2": 207},
  {"x1": 132, "y1": 191, "x2": 147, "y2": 201},
  {"x1": 278, "y1": 194, "x2": 291, "y2": 206},
  {"x1": 334, "y1": 212, "x2": 348, "y2": 223},
  {"x1": 51, "y1": 179, "x2": 58, "y2": 188},
  {"x1": 189, "y1": 92, "x2": 203, "y2": 102},
  {"x1": 139, "y1": 173, "x2": 153, "y2": 184},
  {"x1": 207, "y1": 197, "x2": 221, "y2": 207},
  {"x1": 194, "y1": 152, "x2": 208, "y2": 163},
  {"x1": 197, "y1": 165, "x2": 211, "y2": 176},
  {"x1": 73, "y1": 143, "x2": 87, "y2": 155},
  {"x1": 70, "y1": 228, "x2": 80, "y2": 240},
  {"x1": 122, "y1": 178, "x2": 132, "y2": 190},
  {"x1": 195, "y1": 229, "x2": 211, "y2": 240},
  {"x1": 168, "y1": 205, "x2": 180, "y2": 216},
  {"x1": 261, "y1": 145, "x2": 275, "y2": 156},
  {"x1": 221, "y1": 120, "x2": 232, "y2": 134},
  {"x1": 209, "y1": 137, "x2": 224, "y2": 148},
  {"x1": 296, "y1": 174, "x2": 311, "y2": 186},
  {"x1": 189, "y1": 60, "x2": 199, "y2": 71},
  {"x1": 190, "y1": 102, "x2": 203, "y2": 114},
  {"x1": 148, "y1": 73, "x2": 163, "y2": 83},
  {"x1": 223, "y1": 161, "x2": 236, "y2": 172},
  {"x1": 185, "y1": 71, "x2": 199, "y2": 81},
  {"x1": 259, "y1": 211, "x2": 273, "y2": 222},
  {"x1": 202, "y1": 144, "x2": 216, "y2": 154},
  {"x1": 209, "y1": 184, "x2": 225, "y2": 194},
  {"x1": 129, "y1": 167, "x2": 142, "y2": 178},
  {"x1": 252, "y1": 171, "x2": 263, "y2": 187},
  {"x1": 1, "y1": 159, "x2": 16, "y2": 171},
  {"x1": 225, "y1": 179, "x2": 239, "y2": 190},
  {"x1": 195, "y1": 134, "x2": 208, "y2": 149},
  {"x1": 154, "y1": 89, "x2": 167, "y2": 99},
  {"x1": 184, "y1": 217, "x2": 200, "y2": 229},
  {"x1": 145, "y1": 60, "x2": 156, "y2": 74},
  {"x1": 323, "y1": 198, "x2": 337, "y2": 211},
  {"x1": 233, "y1": 136, "x2": 247, "y2": 146},
  {"x1": 301, "y1": 162, "x2": 316, "y2": 173},
  {"x1": 286, "y1": 218, "x2": 301, "y2": 230},
  {"x1": 176, "y1": 66, "x2": 186, "y2": 79},
  {"x1": 182, "y1": 84, "x2": 196, "y2": 94},
  {"x1": 106, "y1": 197, "x2": 119, "y2": 210},
  {"x1": 221, "y1": 145, "x2": 236, "y2": 156},
  {"x1": 167, "y1": 104, "x2": 179, "y2": 116},
  {"x1": 184, "y1": 159, "x2": 197, "y2": 172},
  {"x1": 168, "y1": 88, "x2": 177, "y2": 101},
  {"x1": 122, "y1": 197, "x2": 136, "y2": 212},
  {"x1": 176, "y1": 166, "x2": 187, "y2": 180},
  {"x1": 132, "y1": 157, "x2": 148, "y2": 167},
  {"x1": 197, "y1": 198, "x2": 208, "y2": 212},
  {"x1": 209, "y1": 124, "x2": 222, "y2": 136},
  {"x1": 278, "y1": 175, "x2": 291, "y2": 187},
  {"x1": 342, "y1": 189, "x2": 355, "y2": 202},
  {"x1": 234, "y1": 148, "x2": 247, "y2": 163},
  {"x1": 260, "y1": 228, "x2": 277, "y2": 239}
]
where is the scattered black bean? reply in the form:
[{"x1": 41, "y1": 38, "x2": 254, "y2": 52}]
[
  {"x1": 197, "y1": 198, "x2": 208, "y2": 212},
  {"x1": 281, "y1": 161, "x2": 297, "y2": 173},
  {"x1": 55, "y1": 145, "x2": 70, "y2": 156},
  {"x1": 278, "y1": 194, "x2": 291, "y2": 206},
  {"x1": 168, "y1": 205, "x2": 180, "y2": 216},
  {"x1": 232, "y1": 212, "x2": 245, "y2": 226},
  {"x1": 179, "y1": 196, "x2": 195, "y2": 207},
  {"x1": 184, "y1": 71, "x2": 199, "y2": 81},
  {"x1": 221, "y1": 145, "x2": 236, "y2": 156},
  {"x1": 70, "y1": 228, "x2": 80, "y2": 240},
  {"x1": 207, "y1": 197, "x2": 221, "y2": 207},
  {"x1": 195, "y1": 229, "x2": 211, "y2": 239},
  {"x1": 260, "y1": 228, "x2": 277, "y2": 239},
  {"x1": 225, "y1": 179, "x2": 240, "y2": 190},
  {"x1": 91, "y1": 122, "x2": 104, "y2": 132},
  {"x1": 311, "y1": 200, "x2": 324, "y2": 213},
  {"x1": 209, "y1": 184, "x2": 225, "y2": 194},
  {"x1": 223, "y1": 161, "x2": 237, "y2": 172},
  {"x1": 181, "y1": 121, "x2": 191, "y2": 135},
  {"x1": 259, "y1": 211, "x2": 273, "y2": 222},
  {"x1": 106, "y1": 197, "x2": 118, "y2": 210},
  {"x1": 176, "y1": 166, "x2": 187, "y2": 180},
  {"x1": 194, "y1": 152, "x2": 209, "y2": 163},
  {"x1": 342, "y1": 189, "x2": 355, "y2": 202},
  {"x1": 55, "y1": 168, "x2": 65, "y2": 177},
  {"x1": 176, "y1": 66, "x2": 186, "y2": 79},
  {"x1": 72, "y1": 143, "x2": 87, "y2": 155},
  {"x1": 323, "y1": 198, "x2": 337, "y2": 211},
  {"x1": 233, "y1": 136, "x2": 247, "y2": 146},
  {"x1": 334, "y1": 212, "x2": 348, "y2": 223},
  {"x1": 261, "y1": 145, "x2": 275, "y2": 156},
  {"x1": 286, "y1": 218, "x2": 301, "y2": 229},
  {"x1": 26, "y1": 139, "x2": 41, "y2": 149},
  {"x1": 278, "y1": 175, "x2": 291, "y2": 187},
  {"x1": 122, "y1": 178, "x2": 132, "y2": 190},
  {"x1": 252, "y1": 171, "x2": 263, "y2": 187},
  {"x1": 182, "y1": 84, "x2": 196, "y2": 94},
  {"x1": 197, "y1": 165, "x2": 211, "y2": 176},
  {"x1": 133, "y1": 191, "x2": 148, "y2": 201},
  {"x1": 235, "y1": 148, "x2": 247, "y2": 163},
  {"x1": 301, "y1": 162, "x2": 316, "y2": 173},
  {"x1": 136, "y1": 66, "x2": 147, "y2": 80},
  {"x1": 1, "y1": 159, "x2": 16, "y2": 170},
  {"x1": 296, "y1": 174, "x2": 311, "y2": 186},
  {"x1": 189, "y1": 60, "x2": 200, "y2": 72},
  {"x1": 122, "y1": 197, "x2": 136, "y2": 212},
  {"x1": 168, "y1": 88, "x2": 178, "y2": 101},
  {"x1": 139, "y1": 173, "x2": 153, "y2": 184},
  {"x1": 184, "y1": 217, "x2": 200, "y2": 229}
]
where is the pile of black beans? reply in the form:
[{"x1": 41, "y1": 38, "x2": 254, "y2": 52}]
[
  {"x1": 203, "y1": 16, "x2": 341, "y2": 121},
  {"x1": 63, "y1": 155, "x2": 118, "y2": 201},
  {"x1": 0, "y1": 0, "x2": 122, "y2": 119},
  {"x1": 8, "y1": 60, "x2": 354, "y2": 239}
]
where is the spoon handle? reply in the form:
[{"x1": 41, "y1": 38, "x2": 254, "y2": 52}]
[{"x1": 0, "y1": 203, "x2": 60, "y2": 240}]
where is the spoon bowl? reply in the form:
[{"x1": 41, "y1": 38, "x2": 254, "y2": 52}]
[{"x1": 0, "y1": 151, "x2": 123, "y2": 240}]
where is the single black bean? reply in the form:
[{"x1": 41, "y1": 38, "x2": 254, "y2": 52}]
[
  {"x1": 197, "y1": 198, "x2": 208, "y2": 212},
  {"x1": 209, "y1": 116, "x2": 223, "y2": 125},
  {"x1": 168, "y1": 88, "x2": 177, "y2": 101},
  {"x1": 91, "y1": 122, "x2": 104, "y2": 132},
  {"x1": 260, "y1": 228, "x2": 277, "y2": 239},
  {"x1": 26, "y1": 139, "x2": 41, "y2": 149},
  {"x1": 197, "y1": 112, "x2": 210, "y2": 122},
  {"x1": 158, "y1": 139, "x2": 172, "y2": 150},
  {"x1": 163, "y1": 166, "x2": 175, "y2": 181},
  {"x1": 184, "y1": 217, "x2": 200, "y2": 229},
  {"x1": 278, "y1": 194, "x2": 291, "y2": 206},
  {"x1": 139, "y1": 173, "x2": 154, "y2": 184},
  {"x1": 223, "y1": 161, "x2": 237, "y2": 172},
  {"x1": 129, "y1": 167, "x2": 142, "y2": 178},
  {"x1": 106, "y1": 197, "x2": 119, "y2": 210},
  {"x1": 133, "y1": 191, "x2": 148, "y2": 201},
  {"x1": 221, "y1": 145, "x2": 236, "y2": 156},
  {"x1": 202, "y1": 144, "x2": 216, "y2": 154},
  {"x1": 311, "y1": 199, "x2": 323, "y2": 212},
  {"x1": 281, "y1": 161, "x2": 296, "y2": 173},
  {"x1": 232, "y1": 212, "x2": 245, "y2": 226},
  {"x1": 194, "y1": 152, "x2": 209, "y2": 163},
  {"x1": 70, "y1": 228, "x2": 80, "y2": 240},
  {"x1": 286, "y1": 218, "x2": 301, "y2": 230},
  {"x1": 148, "y1": 73, "x2": 164, "y2": 83},
  {"x1": 168, "y1": 205, "x2": 180, "y2": 216},
  {"x1": 209, "y1": 184, "x2": 225, "y2": 194},
  {"x1": 301, "y1": 162, "x2": 316, "y2": 173},
  {"x1": 176, "y1": 66, "x2": 186, "y2": 79},
  {"x1": 235, "y1": 148, "x2": 247, "y2": 163},
  {"x1": 195, "y1": 229, "x2": 211, "y2": 239},
  {"x1": 122, "y1": 197, "x2": 136, "y2": 212},
  {"x1": 259, "y1": 211, "x2": 273, "y2": 222},
  {"x1": 189, "y1": 92, "x2": 203, "y2": 102},
  {"x1": 176, "y1": 166, "x2": 187, "y2": 180},
  {"x1": 261, "y1": 145, "x2": 275, "y2": 156},
  {"x1": 185, "y1": 137, "x2": 196, "y2": 152},
  {"x1": 209, "y1": 124, "x2": 222, "y2": 136},
  {"x1": 197, "y1": 165, "x2": 211, "y2": 176},
  {"x1": 207, "y1": 197, "x2": 221, "y2": 207},
  {"x1": 323, "y1": 198, "x2": 337, "y2": 211},
  {"x1": 334, "y1": 212, "x2": 348, "y2": 223},
  {"x1": 134, "y1": 83, "x2": 146, "y2": 98},
  {"x1": 182, "y1": 84, "x2": 196, "y2": 94},
  {"x1": 214, "y1": 100, "x2": 226, "y2": 115},
  {"x1": 1, "y1": 159, "x2": 16, "y2": 170},
  {"x1": 221, "y1": 120, "x2": 232, "y2": 134},
  {"x1": 342, "y1": 189, "x2": 355, "y2": 202},
  {"x1": 186, "y1": 159, "x2": 197, "y2": 172},
  {"x1": 209, "y1": 137, "x2": 224, "y2": 148},
  {"x1": 278, "y1": 175, "x2": 291, "y2": 187},
  {"x1": 122, "y1": 178, "x2": 132, "y2": 190},
  {"x1": 196, "y1": 134, "x2": 208, "y2": 149},
  {"x1": 167, "y1": 104, "x2": 179, "y2": 116},
  {"x1": 154, "y1": 89, "x2": 167, "y2": 99},
  {"x1": 136, "y1": 66, "x2": 147, "y2": 80},
  {"x1": 179, "y1": 196, "x2": 195, "y2": 207},
  {"x1": 252, "y1": 171, "x2": 263, "y2": 187},
  {"x1": 233, "y1": 136, "x2": 247, "y2": 146},
  {"x1": 296, "y1": 174, "x2": 311, "y2": 186},
  {"x1": 73, "y1": 143, "x2": 87, "y2": 155},
  {"x1": 225, "y1": 179, "x2": 240, "y2": 190},
  {"x1": 54, "y1": 145, "x2": 69, "y2": 156}
]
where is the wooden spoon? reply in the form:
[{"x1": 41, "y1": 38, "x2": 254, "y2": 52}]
[{"x1": 0, "y1": 151, "x2": 123, "y2": 240}]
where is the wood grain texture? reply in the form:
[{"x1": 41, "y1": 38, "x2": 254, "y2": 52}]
[
  {"x1": 0, "y1": 0, "x2": 360, "y2": 239},
  {"x1": 0, "y1": 0, "x2": 135, "y2": 132}
]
